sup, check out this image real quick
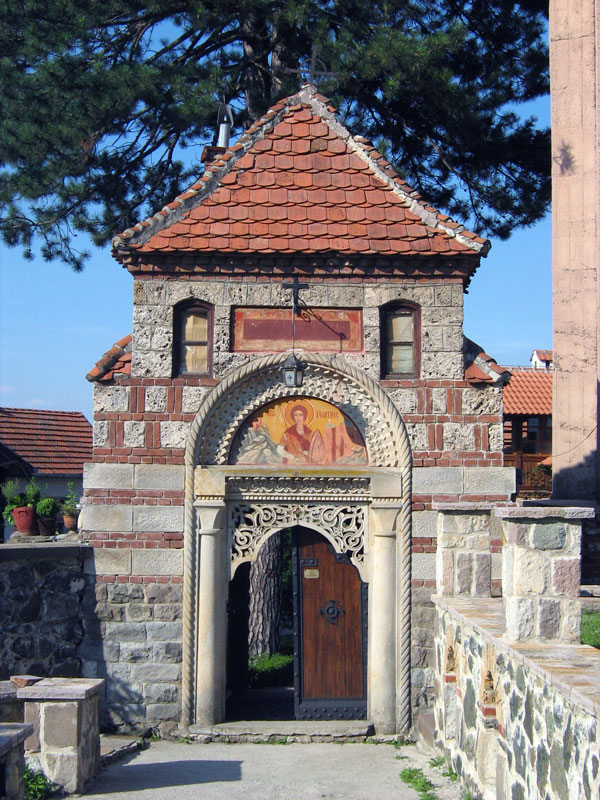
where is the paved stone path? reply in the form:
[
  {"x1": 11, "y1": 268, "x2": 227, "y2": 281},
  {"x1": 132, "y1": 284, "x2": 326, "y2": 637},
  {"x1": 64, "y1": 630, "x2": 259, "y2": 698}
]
[{"x1": 83, "y1": 740, "x2": 464, "y2": 800}]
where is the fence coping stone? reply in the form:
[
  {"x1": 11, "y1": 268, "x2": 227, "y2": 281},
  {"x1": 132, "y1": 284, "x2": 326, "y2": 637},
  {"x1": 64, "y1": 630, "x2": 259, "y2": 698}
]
[
  {"x1": 17, "y1": 678, "x2": 104, "y2": 702},
  {"x1": 494, "y1": 506, "x2": 595, "y2": 520},
  {"x1": 433, "y1": 595, "x2": 600, "y2": 721},
  {"x1": 0, "y1": 723, "x2": 33, "y2": 759}
]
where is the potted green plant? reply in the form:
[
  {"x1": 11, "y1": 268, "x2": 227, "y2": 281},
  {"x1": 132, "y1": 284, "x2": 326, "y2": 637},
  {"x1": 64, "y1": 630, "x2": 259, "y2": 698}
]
[
  {"x1": 36, "y1": 496, "x2": 60, "y2": 536},
  {"x1": 60, "y1": 482, "x2": 80, "y2": 532},
  {"x1": 1, "y1": 478, "x2": 40, "y2": 535}
]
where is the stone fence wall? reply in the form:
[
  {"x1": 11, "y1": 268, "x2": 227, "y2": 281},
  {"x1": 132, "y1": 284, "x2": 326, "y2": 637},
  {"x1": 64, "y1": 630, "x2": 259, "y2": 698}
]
[
  {"x1": 0, "y1": 544, "x2": 89, "y2": 680},
  {"x1": 434, "y1": 598, "x2": 600, "y2": 800}
]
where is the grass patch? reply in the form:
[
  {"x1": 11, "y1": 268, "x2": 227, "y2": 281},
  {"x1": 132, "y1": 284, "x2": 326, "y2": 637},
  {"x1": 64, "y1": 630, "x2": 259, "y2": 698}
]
[
  {"x1": 248, "y1": 652, "x2": 294, "y2": 689},
  {"x1": 400, "y1": 766, "x2": 437, "y2": 800},
  {"x1": 581, "y1": 609, "x2": 600, "y2": 649}
]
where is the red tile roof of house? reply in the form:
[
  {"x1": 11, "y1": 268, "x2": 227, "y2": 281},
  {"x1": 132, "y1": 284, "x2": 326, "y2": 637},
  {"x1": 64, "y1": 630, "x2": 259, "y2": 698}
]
[
  {"x1": 532, "y1": 349, "x2": 553, "y2": 363},
  {"x1": 112, "y1": 85, "x2": 489, "y2": 261},
  {"x1": 86, "y1": 335, "x2": 132, "y2": 383},
  {"x1": 0, "y1": 408, "x2": 92, "y2": 476},
  {"x1": 503, "y1": 369, "x2": 553, "y2": 415}
]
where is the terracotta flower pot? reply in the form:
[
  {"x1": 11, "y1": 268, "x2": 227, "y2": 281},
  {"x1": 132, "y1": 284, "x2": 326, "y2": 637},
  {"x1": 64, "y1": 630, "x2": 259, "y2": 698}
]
[
  {"x1": 12, "y1": 506, "x2": 37, "y2": 535},
  {"x1": 38, "y1": 515, "x2": 57, "y2": 536},
  {"x1": 62, "y1": 513, "x2": 78, "y2": 533}
]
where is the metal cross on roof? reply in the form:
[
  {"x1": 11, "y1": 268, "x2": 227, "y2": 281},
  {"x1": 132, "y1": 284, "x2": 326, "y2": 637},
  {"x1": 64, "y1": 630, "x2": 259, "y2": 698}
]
[{"x1": 284, "y1": 44, "x2": 338, "y2": 86}]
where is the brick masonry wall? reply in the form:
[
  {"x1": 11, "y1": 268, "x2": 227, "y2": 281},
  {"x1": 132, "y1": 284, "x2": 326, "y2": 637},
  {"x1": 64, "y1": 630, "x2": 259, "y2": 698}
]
[{"x1": 83, "y1": 273, "x2": 514, "y2": 731}]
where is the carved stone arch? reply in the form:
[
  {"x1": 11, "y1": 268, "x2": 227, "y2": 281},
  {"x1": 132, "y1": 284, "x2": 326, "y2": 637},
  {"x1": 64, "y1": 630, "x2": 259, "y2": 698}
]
[
  {"x1": 181, "y1": 353, "x2": 413, "y2": 735},
  {"x1": 185, "y1": 352, "x2": 411, "y2": 468}
]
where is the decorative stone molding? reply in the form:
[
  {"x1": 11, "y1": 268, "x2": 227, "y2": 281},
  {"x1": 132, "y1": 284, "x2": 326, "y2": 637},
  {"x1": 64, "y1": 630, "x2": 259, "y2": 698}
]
[
  {"x1": 229, "y1": 501, "x2": 368, "y2": 580},
  {"x1": 182, "y1": 353, "x2": 413, "y2": 734}
]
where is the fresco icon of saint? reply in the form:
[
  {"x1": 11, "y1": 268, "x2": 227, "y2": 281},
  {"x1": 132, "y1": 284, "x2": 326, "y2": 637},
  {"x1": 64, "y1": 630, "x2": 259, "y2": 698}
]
[{"x1": 230, "y1": 397, "x2": 368, "y2": 466}]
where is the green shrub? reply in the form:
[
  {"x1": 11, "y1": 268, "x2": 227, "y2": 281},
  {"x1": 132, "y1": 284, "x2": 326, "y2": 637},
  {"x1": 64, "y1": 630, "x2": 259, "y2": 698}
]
[
  {"x1": 1, "y1": 479, "x2": 27, "y2": 524},
  {"x1": 581, "y1": 609, "x2": 600, "y2": 649},
  {"x1": 36, "y1": 497, "x2": 60, "y2": 517},
  {"x1": 24, "y1": 478, "x2": 42, "y2": 506},
  {"x1": 60, "y1": 481, "x2": 79, "y2": 515},
  {"x1": 24, "y1": 766, "x2": 55, "y2": 800},
  {"x1": 248, "y1": 652, "x2": 294, "y2": 689}
]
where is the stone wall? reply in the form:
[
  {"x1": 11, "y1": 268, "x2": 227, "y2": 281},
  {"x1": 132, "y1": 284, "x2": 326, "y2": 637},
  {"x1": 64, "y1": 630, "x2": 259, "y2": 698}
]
[
  {"x1": 434, "y1": 598, "x2": 600, "y2": 800},
  {"x1": 0, "y1": 545, "x2": 88, "y2": 680}
]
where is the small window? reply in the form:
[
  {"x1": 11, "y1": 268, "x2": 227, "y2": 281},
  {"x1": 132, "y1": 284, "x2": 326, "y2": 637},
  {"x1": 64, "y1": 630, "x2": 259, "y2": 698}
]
[
  {"x1": 382, "y1": 304, "x2": 419, "y2": 377},
  {"x1": 175, "y1": 303, "x2": 212, "y2": 376}
]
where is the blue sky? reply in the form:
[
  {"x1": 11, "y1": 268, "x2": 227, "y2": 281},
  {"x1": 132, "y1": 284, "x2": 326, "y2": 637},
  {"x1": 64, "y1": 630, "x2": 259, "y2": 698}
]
[{"x1": 0, "y1": 99, "x2": 551, "y2": 423}]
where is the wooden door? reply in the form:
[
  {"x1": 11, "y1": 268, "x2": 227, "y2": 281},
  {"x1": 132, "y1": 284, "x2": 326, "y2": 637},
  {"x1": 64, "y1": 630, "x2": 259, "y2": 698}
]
[{"x1": 293, "y1": 527, "x2": 367, "y2": 720}]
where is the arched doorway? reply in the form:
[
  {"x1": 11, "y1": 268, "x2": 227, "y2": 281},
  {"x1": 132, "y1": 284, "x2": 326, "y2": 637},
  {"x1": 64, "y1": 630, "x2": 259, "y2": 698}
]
[{"x1": 182, "y1": 353, "x2": 413, "y2": 734}]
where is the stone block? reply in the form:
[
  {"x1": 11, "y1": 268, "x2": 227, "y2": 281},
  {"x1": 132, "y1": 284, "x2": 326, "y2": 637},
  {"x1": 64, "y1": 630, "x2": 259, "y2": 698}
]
[
  {"x1": 462, "y1": 387, "x2": 502, "y2": 416},
  {"x1": 107, "y1": 583, "x2": 144, "y2": 603},
  {"x1": 150, "y1": 326, "x2": 172, "y2": 351},
  {"x1": 93, "y1": 386, "x2": 129, "y2": 413},
  {"x1": 505, "y1": 596, "x2": 535, "y2": 641},
  {"x1": 145, "y1": 386, "x2": 167, "y2": 412},
  {"x1": 182, "y1": 386, "x2": 209, "y2": 413},
  {"x1": 80, "y1": 504, "x2": 133, "y2": 533},
  {"x1": 405, "y1": 423, "x2": 428, "y2": 450},
  {"x1": 160, "y1": 421, "x2": 189, "y2": 449},
  {"x1": 389, "y1": 388, "x2": 417, "y2": 414},
  {"x1": 123, "y1": 421, "x2": 146, "y2": 448},
  {"x1": 104, "y1": 623, "x2": 147, "y2": 643},
  {"x1": 431, "y1": 388, "x2": 447, "y2": 413},
  {"x1": 42, "y1": 751, "x2": 79, "y2": 794},
  {"x1": 538, "y1": 599, "x2": 560, "y2": 638},
  {"x1": 24, "y1": 702, "x2": 40, "y2": 751},
  {"x1": 131, "y1": 349, "x2": 171, "y2": 378},
  {"x1": 488, "y1": 424, "x2": 503, "y2": 452},
  {"x1": 120, "y1": 644, "x2": 153, "y2": 663},
  {"x1": 42, "y1": 702, "x2": 78, "y2": 748},
  {"x1": 443, "y1": 422, "x2": 475, "y2": 451},
  {"x1": 83, "y1": 547, "x2": 132, "y2": 576},
  {"x1": 414, "y1": 467, "x2": 464, "y2": 495},
  {"x1": 463, "y1": 467, "x2": 515, "y2": 496},
  {"x1": 143, "y1": 683, "x2": 179, "y2": 704},
  {"x1": 422, "y1": 352, "x2": 464, "y2": 380},
  {"x1": 412, "y1": 552, "x2": 436, "y2": 581},
  {"x1": 132, "y1": 505, "x2": 183, "y2": 532},
  {"x1": 413, "y1": 510, "x2": 437, "y2": 538},
  {"x1": 93, "y1": 421, "x2": 109, "y2": 447},
  {"x1": 559, "y1": 600, "x2": 582, "y2": 642},
  {"x1": 513, "y1": 549, "x2": 547, "y2": 594},
  {"x1": 129, "y1": 663, "x2": 181, "y2": 681},
  {"x1": 551, "y1": 558, "x2": 580, "y2": 596},
  {"x1": 131, "y1": 549, "x2": 183, "y2": 576},
  {"x1": 167, "y1": 280, "x2": 224, "y2": 306},
  {"x1": 456, "y1": 553, "x2": 473, "y2": 594},
  {"x1": 125, "y1": 604, "x2": 153, "y2": 622},
  {"x1": 146, "y1": 703, "x2": 179, "y2": 721},
  {"x1": 144, "y1": 584, "x2": 182, "y2": 604},
  {"x1": 474, "y1": 553, "x2": 492, "y2": 596},
  {"x1": 531, "y1": 523, "x2": 568, "y2": 551},
  {"x1": 145, "y1": 622, "x2": 182, "y2": 642},
  {"x1": 134, "y1": 464, "x2": 184, "y2": 491},
  {"x1": 84, "y1": 463, "x2": 134, "y2": 490},
  {"x1": 152, "y1": 642, "x2": 182, "y2": 663},
  {"x1": 436, "y1": 548, "x2": 454, "y2": 596}
]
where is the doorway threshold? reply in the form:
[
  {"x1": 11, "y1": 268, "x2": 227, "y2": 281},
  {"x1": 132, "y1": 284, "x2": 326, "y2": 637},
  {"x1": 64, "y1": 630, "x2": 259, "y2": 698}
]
[{"x1": 188, "y1": 719, "x2": 376, "y2": 742}]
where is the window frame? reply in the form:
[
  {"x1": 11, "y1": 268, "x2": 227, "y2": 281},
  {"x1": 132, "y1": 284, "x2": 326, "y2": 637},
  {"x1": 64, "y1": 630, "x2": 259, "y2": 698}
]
[
  {"x1": 173, "y1": 300, "x2": 214, "y2": 378},
  {"x1": 380, "y1": 301, "x2": 420, "y2": 379}
]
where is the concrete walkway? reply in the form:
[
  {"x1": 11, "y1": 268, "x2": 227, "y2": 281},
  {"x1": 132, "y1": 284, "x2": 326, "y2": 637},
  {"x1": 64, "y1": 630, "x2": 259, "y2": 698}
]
[{"x1": 83, "y1": 740, "x2": 464, "y2": 800}]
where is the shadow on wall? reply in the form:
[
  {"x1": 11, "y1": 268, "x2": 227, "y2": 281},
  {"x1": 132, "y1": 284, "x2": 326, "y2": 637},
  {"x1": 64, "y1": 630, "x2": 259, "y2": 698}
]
[
  {"x1": 0, "y1": 546, "x2": 86, "y2": 680},
  {"x1": 552, "y1": 389, "x2": 600, "y2": 584}
]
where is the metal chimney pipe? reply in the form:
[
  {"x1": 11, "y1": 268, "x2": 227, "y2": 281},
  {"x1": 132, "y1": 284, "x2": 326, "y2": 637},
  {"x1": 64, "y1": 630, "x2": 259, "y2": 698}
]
[{"x1": 216, "y1": 102, "x2": 234, "y2": 148}]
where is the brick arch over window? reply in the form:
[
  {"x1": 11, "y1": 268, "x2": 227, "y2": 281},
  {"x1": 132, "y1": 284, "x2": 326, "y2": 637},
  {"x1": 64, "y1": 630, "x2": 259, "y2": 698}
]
[
  {"x1": 380, "y1": 301, "x2": 421, "y2": 379},
  {"x1": 172, "y1": 299, "x2": 213, "y2": 377}
]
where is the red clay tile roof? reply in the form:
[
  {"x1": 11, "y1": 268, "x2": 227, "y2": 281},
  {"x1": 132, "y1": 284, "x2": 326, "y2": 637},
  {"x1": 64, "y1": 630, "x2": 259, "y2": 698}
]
[
  {"x1": 86, "y1": 335, "x2": 132, "y2": 383},
  {"x1": 113, "y1": 85, "x2": 489, "y2": 260},
  {"x1": 0, "y1": 408, "x2": 92, "y2": 476},
  {"x1": 503, "y1": 369, "x2": 553, "y2": 416},
  {"x1": 464, "y1": 338, "x2": 511, "y2": 385},
  {"x1": 532, "y1": 349, "x2": 553, "y2": 363}
]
